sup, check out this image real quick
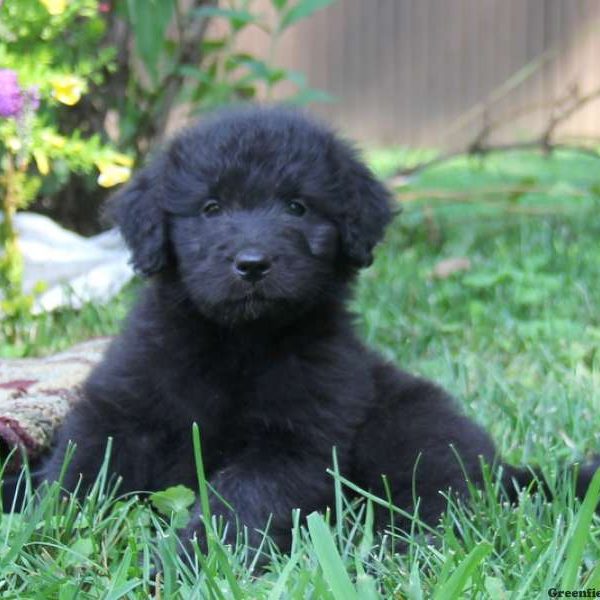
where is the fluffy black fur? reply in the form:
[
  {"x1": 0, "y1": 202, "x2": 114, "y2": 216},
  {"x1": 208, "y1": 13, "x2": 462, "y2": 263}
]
[{"x1": 34, "y1": 107, "x2": 597, "y2": 554}]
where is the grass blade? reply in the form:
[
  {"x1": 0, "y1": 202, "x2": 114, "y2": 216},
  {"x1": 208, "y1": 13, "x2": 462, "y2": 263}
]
[
  {"x1": 433, "y1": 542, "x2": 492, "y2": 600},
  {"x1": 561, "y1": 467, "x2": 600, "y2": 589},
  {"x1": 267, "y1": 552, "x2": 301, "y2": 600},
  {"x1": 192, "y1": 422, "x2": 214, "y2": 554},
  {"x1": 306, "y1": 511, "x2": 358, "y2": 600}
]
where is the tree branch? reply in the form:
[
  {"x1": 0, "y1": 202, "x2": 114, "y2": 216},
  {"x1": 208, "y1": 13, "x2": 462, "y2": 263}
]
[{"x1": 393, "y1": 84, "x2": 600, "y2": 180}]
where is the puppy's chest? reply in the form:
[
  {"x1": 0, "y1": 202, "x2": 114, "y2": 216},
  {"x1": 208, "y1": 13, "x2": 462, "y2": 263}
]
[
  {"x1": 170, "y1": 357, "x2": 305, "y2": 425},
  {"x1": 223, "y1": 363, "x2": 311, "y2": 425},
  {"x1": 159, "y1": 352, "x2": 373, "y2": 480},
  {"x1": 171, "y1": 342, "x2": 373, "y2": 438},
  {"x1": 223, "y1": 355, "x2": 372, "y2": 434}
]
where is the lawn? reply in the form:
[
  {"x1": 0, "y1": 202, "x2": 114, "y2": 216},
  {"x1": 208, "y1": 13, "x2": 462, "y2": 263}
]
[{"x1": 1, "y1": 150, "x2": 599, "y2": 598}]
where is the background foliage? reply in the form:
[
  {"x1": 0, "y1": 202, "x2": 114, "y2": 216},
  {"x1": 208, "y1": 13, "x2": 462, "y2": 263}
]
[{"x1": 0, "y1": 0, "x2": 335, "y2": 326}]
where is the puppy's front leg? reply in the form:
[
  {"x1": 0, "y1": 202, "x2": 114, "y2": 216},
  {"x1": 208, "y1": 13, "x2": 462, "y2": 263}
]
[{"x1": 182, "y1": 439, "x2": 337, "y2": 557}]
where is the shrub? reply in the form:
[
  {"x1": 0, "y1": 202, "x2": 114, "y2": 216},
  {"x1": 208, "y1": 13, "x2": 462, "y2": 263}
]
[
  {"x1": 0, "y1": 0, "x2": 132, "y2": 326},
  {"x1": 0, "y1": 0, "x2": 336, "y2": 330}
]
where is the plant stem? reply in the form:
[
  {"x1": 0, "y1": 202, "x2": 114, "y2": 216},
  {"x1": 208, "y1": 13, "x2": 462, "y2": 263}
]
[{"x1": 1, "y1": 153, "x2": 25, "y2": 301}]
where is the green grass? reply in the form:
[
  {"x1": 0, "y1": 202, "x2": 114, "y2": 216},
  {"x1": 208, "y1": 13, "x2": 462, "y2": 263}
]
[
  {"x1": 0, "y1": 285, "x2": 138, "y2": 359},
  {"x1": 1, "y1": 149, "x2": 600, "y2": 597}
]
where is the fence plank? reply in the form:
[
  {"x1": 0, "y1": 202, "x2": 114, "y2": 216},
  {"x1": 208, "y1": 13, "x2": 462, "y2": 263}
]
[{"x1": 245, "y1": 0, "x2": 600, "y2": 147}]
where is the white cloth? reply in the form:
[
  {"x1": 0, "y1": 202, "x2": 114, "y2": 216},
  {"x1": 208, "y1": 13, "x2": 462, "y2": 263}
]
[{"x1": 2, "y1": 212, "x2": 134, "y2": 314}]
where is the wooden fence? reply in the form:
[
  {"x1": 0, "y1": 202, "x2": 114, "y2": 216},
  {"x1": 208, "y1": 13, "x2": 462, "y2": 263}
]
[{"x1": 241, "y1": 0, "x2": 600, "y2": 148}]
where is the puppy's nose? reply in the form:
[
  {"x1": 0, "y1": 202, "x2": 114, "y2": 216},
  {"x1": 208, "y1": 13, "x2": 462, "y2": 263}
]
[{"x1": 234, "y1": 249, "x2": 272, "y2": 282}]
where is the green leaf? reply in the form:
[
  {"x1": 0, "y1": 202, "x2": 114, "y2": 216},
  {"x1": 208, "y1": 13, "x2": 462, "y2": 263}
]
[
  {"x1": 306, "y1": 512, "x2": 359, "y2": 600},
  {"x1": 407, "y1": 560, "x2": 424, "y2": 600},
  {"x1": 238, "y1": 58, "x2": 287, "y2": 84},
  {"x1": 192, "y1": 423, "x2": 215, "y2": 549},
  {"x1": 105, "y1": 547, "x2": 141, "y2": 600},
  {"x1": 193, "y1": 7, "x2": 259, "y2": 31},
  {"x1": 235, "y1": 85, "x2": 257, "y2": 100},
  {"x1": 584, "y1": 560, "x2": 600, "y2": 590},
  {"x1": 267, "y1": 553, "x2": 301, "y2": 600},
  {"x1": 58, "y1": 583, "x2": 79, "y2": 600},
  {"x1": 285, "y1": 69, "x2": 307, "y2": 87},
  {"x1": 285, "y1": 87, "x2": 335, "y2": 106},
  {"x1": 150, "y1": 485, "x2": 196, "y2": 516},
  {"x1": 63, "y1": 537, "x2": 94, "y2": 567},
  {"x1": 126, "y1": 0, "x2": 175, "y2": 82},
  {"x1": 357, "y1": 499, "x2": 374, "y2": 561},
  {"x1": 271, "y1": 0, "x2": 289, "y2": 10},
  {"x1": 201, "y1": 37, "x2": 228, "y2": 52},
  {"x1": 355, "y1": 572, "x2": 381, "y2": 600},
  {"x1": 484, "y1": 576, "x2": 508, "y2": 599},
  {"x1": 178, "y1": 65, "x2": 213, "y2": 83},
  {"x1": 279, "y1": 0, "x2": 336, "y2": 31},
  {"x1": 212, "y1": 544, "x2": 245, "y2": 600},
  {"x1": 353, "y1": 501, "x2": 381, "y2": 600}
]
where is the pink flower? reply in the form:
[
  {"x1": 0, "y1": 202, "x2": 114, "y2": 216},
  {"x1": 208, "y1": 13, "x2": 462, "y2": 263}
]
[
  {"x1": 99, "y1": 2, "x2": 111, "y2": 13},
  {"x1": 0, "y1": 69, "x2": 24, "y2": 118}
]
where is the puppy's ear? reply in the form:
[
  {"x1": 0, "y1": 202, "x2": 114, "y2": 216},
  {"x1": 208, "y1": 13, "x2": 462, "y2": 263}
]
[
  {"x1": 337, "y1": 147, "x2": 394, "y2": 268},
  {"x1": 107, "y1": 159, "x2": 168, "y2": 276}
]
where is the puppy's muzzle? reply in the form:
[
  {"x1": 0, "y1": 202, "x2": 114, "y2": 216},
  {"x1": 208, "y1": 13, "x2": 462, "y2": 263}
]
[{"x1": 234, "y1": 249, "x2": 272, "y2": 283}]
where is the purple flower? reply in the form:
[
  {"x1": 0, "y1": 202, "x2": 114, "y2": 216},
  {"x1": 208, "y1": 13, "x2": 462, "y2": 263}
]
[{"x1": 0, "y1": 69, "x2": 24, "y2": 118}]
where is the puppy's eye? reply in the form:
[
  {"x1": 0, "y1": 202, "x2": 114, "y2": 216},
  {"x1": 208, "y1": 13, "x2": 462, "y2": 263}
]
[
  {"x1": 203, "y1": 199, "x2": 222, "y2": 217},
  {"x1": 286, "y1": 199, "x2": 306, "y2": 217}
]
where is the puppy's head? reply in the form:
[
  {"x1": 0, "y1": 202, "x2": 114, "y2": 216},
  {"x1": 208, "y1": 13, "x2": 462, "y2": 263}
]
[{"x1": 112, "y1": 106, "x2": 393, "y2": 324}]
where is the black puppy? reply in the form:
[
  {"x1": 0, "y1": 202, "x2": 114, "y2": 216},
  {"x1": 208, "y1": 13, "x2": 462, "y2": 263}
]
[{"x1": 38, "y1": 106, "x2": 596, "y2": 553}]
